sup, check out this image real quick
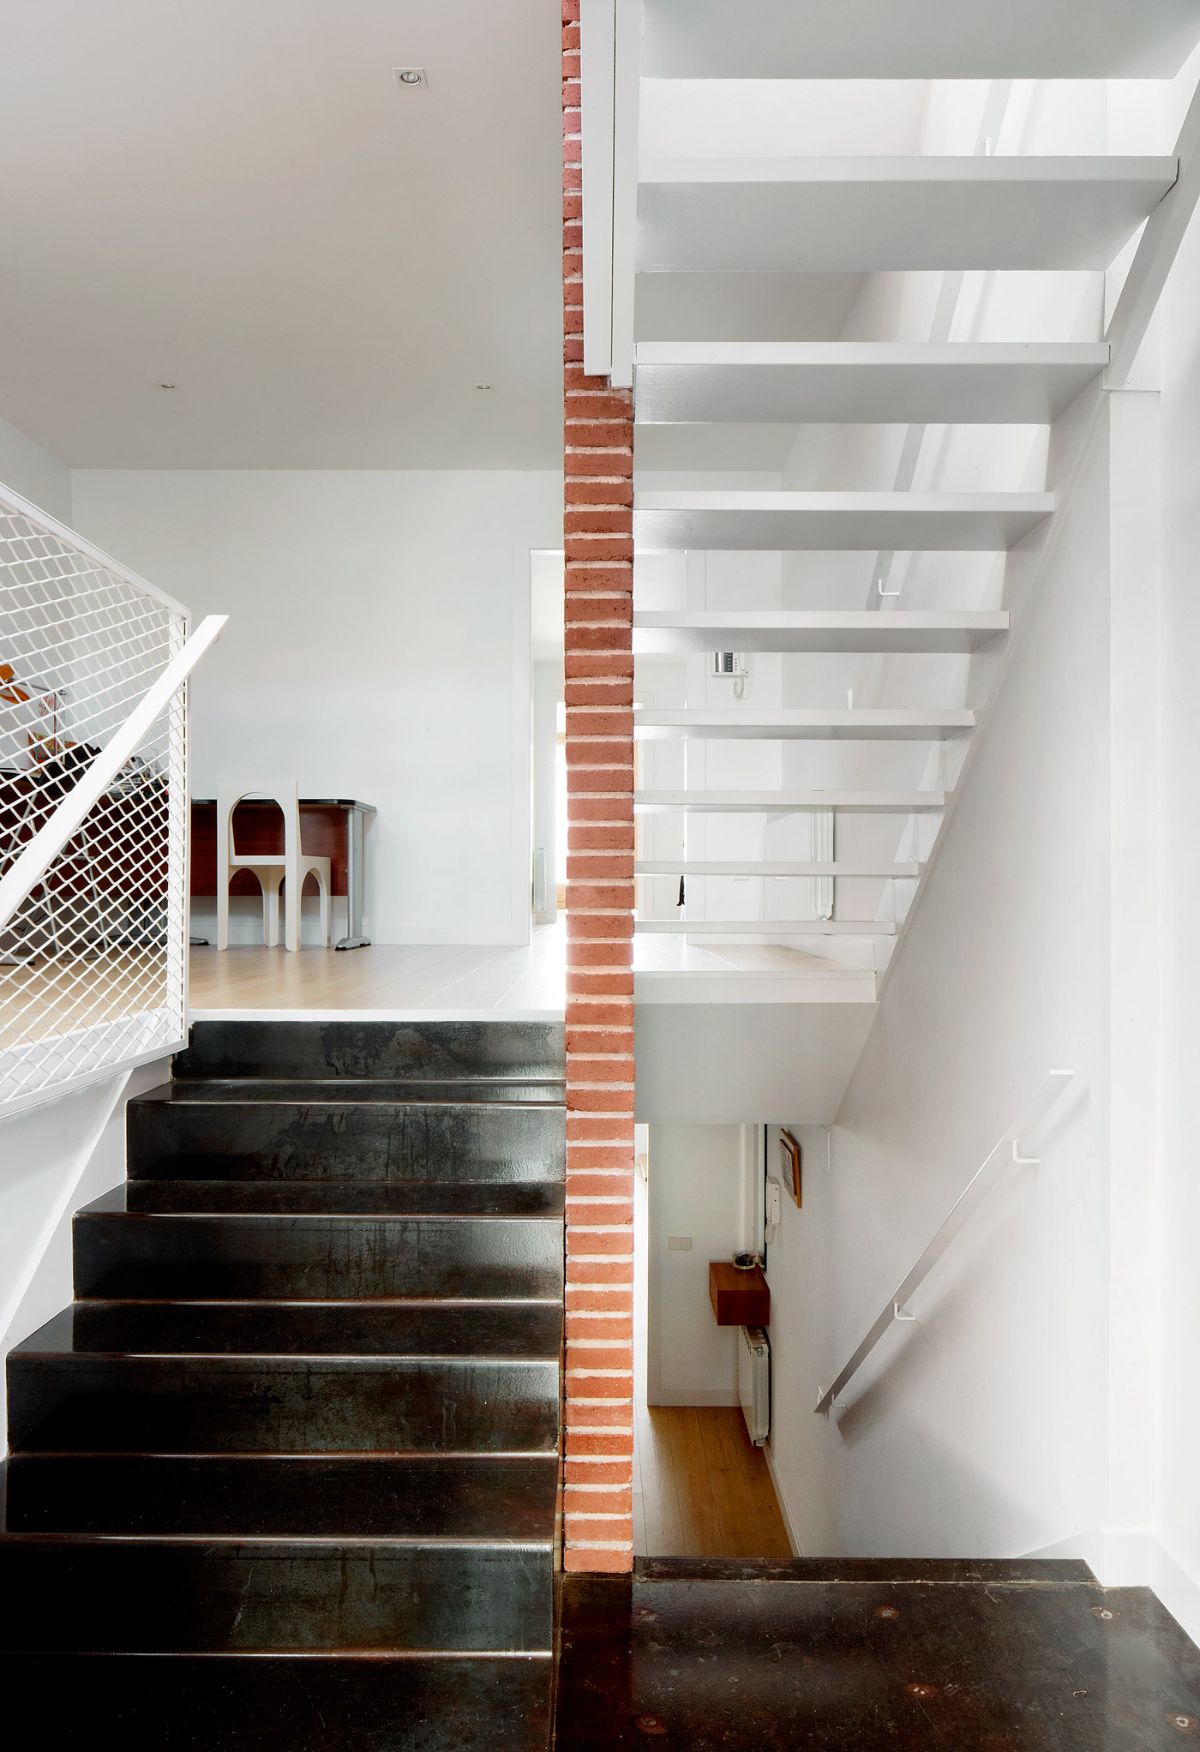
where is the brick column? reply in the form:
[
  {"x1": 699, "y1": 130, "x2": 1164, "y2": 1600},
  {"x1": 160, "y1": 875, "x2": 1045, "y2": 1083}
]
[{"x1": 561, "y1": 0, "x2": 636, "y2": 1576}]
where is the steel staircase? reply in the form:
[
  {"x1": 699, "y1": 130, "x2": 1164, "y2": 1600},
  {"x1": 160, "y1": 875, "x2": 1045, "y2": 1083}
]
[{"x1": 0, "y1": 1019, "x2": 565, "y2": 1750}]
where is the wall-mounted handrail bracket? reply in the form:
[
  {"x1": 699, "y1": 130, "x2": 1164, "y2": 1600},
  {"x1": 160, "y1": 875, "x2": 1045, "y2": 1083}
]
[{"x1": 813, "y1": 1070, "x2": 1075, "y2": 1417}]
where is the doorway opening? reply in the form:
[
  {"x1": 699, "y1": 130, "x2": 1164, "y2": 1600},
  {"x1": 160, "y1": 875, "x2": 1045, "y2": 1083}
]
[{"x1": 633, "y1": 1122, "x2": 791, "y2": 1559}]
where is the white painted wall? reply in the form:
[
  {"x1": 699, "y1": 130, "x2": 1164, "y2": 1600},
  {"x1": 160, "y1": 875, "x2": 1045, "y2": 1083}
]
[
  {"x1": 531, "y1": 660, "x2": 561, "y2": 925},
  {"x1": 1153, "y1": 65, "x2": 1200, "y2": 1639},
  {"x1": 645, "y1": 1123, "x2": 753, "y2": 1406},
  {"x1": 764, "y1": 396, "x2": 1113, "y2": 1563},
  {"x1": 70, "y1": 469, "x2": 561, "y2": 945},
  {"x1": 0, "y1": 1060, "x2": 170, "y2": 1435},
  {"x1": 0, "y1": 411, "x2": 71, "y2": 523}
]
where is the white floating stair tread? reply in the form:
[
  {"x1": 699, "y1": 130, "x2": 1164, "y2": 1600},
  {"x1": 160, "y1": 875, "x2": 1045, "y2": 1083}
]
[
  {"x1": 636, "y1": 919, "x2": 897, "y2": 936},
  {"x1": 634, "y1": 610, "x2": 1009, "y2": 654},
  {"x1": 634, "y1": 491, "x2": 1053, "y2": 552},
  {"x1": 633, "y1": 343, "x2": 1110, "y2": 426},
  {"x1": 642, "y1": 0, "x2": 1200, "y2": 78},
  {"x1": 635, "y1": 709, "x2": 972, "y2": 742},
  {"x1": 636, "y1": 860, "x2": 920, "y2": 878},
  {"x1": 635, "y1": 789, "x2": 948, "y2": 813},
  {"x1": 637, "y1": 158, "x2": 1178, "y2": 273}
]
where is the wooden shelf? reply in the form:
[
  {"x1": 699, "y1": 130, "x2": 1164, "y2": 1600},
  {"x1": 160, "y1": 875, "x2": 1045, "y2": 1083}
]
[{"x1": 709, "y1": 1260, "x2": 770, "y2": 1327}]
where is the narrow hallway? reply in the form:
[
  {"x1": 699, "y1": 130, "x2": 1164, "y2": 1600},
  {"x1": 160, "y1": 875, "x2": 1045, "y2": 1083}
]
[{"x1": 634, "y1": 1404, "x2": 791, "y2": 1559}]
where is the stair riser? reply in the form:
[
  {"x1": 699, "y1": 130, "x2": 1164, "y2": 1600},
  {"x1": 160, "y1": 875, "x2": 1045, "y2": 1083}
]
[
  {"x1": 174, "y1": 1020, "x2": 565, "y2": 1082},
  {"x1": 8, "y1": 1357, "x2": 560, "y2": 1454},
  {"x1": 3, "y1": 1454, "x2": 559, "y2": 1540},
  {"x1": 27, "y1": 1301, "x2": 563, "y2": 1360},
  {"x1": 0, "y1": 1542, "x2": 552, "y2": 1653},
  {"x1": 0, "y1": 1655, "x2": 553, "y2": 1751},
  {"x1": 74, "y1": 1213, "x2": 564, "y2": 1301},
  {"x1": 127, "y1": 1102, "x2": 566, "y2": 1183}
]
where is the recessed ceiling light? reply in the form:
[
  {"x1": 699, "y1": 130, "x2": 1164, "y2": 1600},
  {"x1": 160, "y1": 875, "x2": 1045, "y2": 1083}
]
[
  {"x1": 475, "y1": 383, "x2": 493, "y2": 392},
  {"x1": 159, "y1": 383, "x2": 177, "y2": 390},
  {"x1": 393, "y1": 67, "x2": 426, "y2": 89}
]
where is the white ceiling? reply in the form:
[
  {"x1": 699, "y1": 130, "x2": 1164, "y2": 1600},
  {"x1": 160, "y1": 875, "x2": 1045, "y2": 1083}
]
[{"x1": 0, "y1": 1, "x2": 562, "y2": 468}]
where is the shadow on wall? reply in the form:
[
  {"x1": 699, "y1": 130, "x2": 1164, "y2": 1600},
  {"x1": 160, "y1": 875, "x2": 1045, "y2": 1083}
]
[{"x1": 826, "y1": 1245, "x2": 1088, "y2": 1561}]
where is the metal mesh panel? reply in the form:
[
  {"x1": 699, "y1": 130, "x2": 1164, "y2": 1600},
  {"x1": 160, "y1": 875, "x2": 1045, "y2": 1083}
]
[{"x1": 0, "y1": 496, "x2": 189, "y2": 1106}]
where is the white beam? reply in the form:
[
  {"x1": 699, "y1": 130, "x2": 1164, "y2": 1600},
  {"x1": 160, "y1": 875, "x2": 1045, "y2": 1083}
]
[
  {"x1": 580, "y1": 0, "x2": 615, "y2": 378},
  {"x1": 609, "y1": 0, "x2": 640, "y2": 387},
  {"x1": 1106, "y1": 78, "x2": 1200, "y2": 389}
]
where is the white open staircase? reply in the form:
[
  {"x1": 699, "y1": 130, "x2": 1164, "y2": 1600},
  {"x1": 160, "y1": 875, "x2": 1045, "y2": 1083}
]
[{"x1": 583, "y1": 0, "x2": 1200, "y2": 1119}]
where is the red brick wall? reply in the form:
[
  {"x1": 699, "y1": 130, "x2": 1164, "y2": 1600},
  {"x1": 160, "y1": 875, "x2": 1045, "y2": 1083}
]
[{"x1": 562, "y1": 0, "x2": 636, "y2": 1576}]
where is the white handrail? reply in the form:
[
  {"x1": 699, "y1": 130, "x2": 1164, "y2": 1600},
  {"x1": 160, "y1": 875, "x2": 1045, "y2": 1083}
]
[
  {"x1": 814, "y1": 1069, "x2": 1076, "y2": 1416},
  {"x1": 0, "y1": 614, "x2": 226, "y2": 935}
]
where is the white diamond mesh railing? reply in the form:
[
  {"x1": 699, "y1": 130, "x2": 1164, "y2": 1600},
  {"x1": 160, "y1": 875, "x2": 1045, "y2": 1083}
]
[{"x1": 0, "y1": 483, "x2": 222, "y2": 1113}]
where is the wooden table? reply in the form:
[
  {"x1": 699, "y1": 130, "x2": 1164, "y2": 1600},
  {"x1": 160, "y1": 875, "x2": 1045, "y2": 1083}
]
[{"x1": 191, "y1": 797, "x2": 376, "y2": 950}]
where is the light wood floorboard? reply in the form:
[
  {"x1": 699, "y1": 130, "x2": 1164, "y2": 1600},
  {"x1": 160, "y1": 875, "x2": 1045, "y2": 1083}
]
[
  {"x1": 634, "y1": 1405, "x2": 792, "y2": 1560},
  {"x1": 186, "y1": 926, "x2": 826, "y2": 1017}
]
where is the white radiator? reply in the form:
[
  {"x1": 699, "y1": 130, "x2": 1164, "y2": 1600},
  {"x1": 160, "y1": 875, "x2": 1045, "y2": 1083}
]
[{"x1": 738, "y1": 1325, "x2": 770, "y2": 1446}]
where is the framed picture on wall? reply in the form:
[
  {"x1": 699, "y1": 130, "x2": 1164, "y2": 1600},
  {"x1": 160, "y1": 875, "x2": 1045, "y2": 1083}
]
[{"x1": 779, "y1": 1129, "x2": 802, "y2": 1207}]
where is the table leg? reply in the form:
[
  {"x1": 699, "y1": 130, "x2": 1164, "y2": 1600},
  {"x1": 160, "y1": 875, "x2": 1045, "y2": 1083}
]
[{"x1": 335, "y1": 806, "x2": 371, "y2": 950}]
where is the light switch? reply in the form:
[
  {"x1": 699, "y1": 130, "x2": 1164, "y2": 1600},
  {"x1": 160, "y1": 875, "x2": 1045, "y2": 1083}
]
[{"x1": 667, "y1": 1236, "x2": 693, "y2": 1251}]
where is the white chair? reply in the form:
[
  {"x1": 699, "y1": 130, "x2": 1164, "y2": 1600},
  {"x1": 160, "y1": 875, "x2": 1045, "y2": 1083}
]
[{"x1": 216, "y1": 782, "x2": 331, "y2": 951}]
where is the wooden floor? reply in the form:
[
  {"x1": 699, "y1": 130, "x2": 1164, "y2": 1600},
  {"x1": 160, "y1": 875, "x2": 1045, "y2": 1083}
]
[
  {"x1": 634, "y1": 1404, "x2": 793, "y2": 1560},
  {"x1": 189, "y1": 933, "x2": 566, "y2": 1016},
  {"x1": 187, "y1": 927, "x2": 828, "y2": 1017}
]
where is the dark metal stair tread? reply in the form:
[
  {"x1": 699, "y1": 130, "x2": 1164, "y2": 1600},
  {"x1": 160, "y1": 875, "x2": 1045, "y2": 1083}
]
[
  {"x1": 1, "y1": 1453, "x2": 558, "y2": 1540},
  {"x1": 124, "y1": 1180, "x2": 565, "y2": 1215},
  {"x1": 634, "y1": 1555, "x2": 1099, "y2": 1586},
  {"x1": 0, "y1": 1652, "x2": 553, "y2": 1751},
  {"x1": 14, "y1": 1302, "x2": 564, "y2": 1360},
  {"x1": 81, "y1": 1184, "x2": 564, "y2": 1220},
  {"x1": 135, "y1": 1079, "x2": 565, "y2": 1108}
]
